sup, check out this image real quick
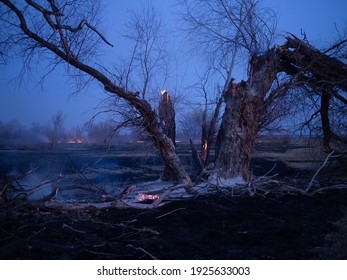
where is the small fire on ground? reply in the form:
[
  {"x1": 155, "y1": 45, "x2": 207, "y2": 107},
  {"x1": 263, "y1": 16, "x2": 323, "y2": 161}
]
[{"x1": 138, "y1": 193, "x2": 159, "y2": 201}]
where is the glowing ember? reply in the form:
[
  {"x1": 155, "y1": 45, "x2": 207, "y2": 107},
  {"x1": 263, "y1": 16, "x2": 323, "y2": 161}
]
[
  {"x1": 201, "y1": 140, "x2": 208, "y2": 161},
  {"x1": 231, "y1": 83, "x2": 238, "y2": 94},
  {"x1": 138, "y1": 193, "x2": 159, "y2": 201},
  {"x1": 160, "y1": 89, "x2": 170, "y2": 103}
]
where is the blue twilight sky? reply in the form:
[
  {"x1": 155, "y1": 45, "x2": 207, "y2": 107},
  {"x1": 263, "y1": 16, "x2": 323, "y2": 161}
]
[{"x1": 0, "y1": 0, "x2": 346, "y2": 129}]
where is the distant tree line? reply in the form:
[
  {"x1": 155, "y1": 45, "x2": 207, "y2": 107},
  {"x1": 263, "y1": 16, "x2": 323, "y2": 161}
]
[
  {"x1": 0, "y1": 113, "x2": 137, "y2": 148},
  {"x1": 0, "y1": 110, "x2": 214, "y2": 149}
]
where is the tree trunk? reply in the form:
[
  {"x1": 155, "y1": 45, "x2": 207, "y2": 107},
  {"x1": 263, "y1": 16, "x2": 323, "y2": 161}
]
[
  {"x1": 190, "y1": 139, "x2": 203, "y2": 179},
  {"x1": 205, "y1": 93, "x2": 224, "y2": 165},
  {"x1": 214, "y1": 49, "x2": 280, "y2": 183},
  {"x1": 320, "y1": 90, "x2": 347, "y2": 169},
  {"x1": 213, "y1": 37, "x2": 347, "y2": 183},
  {"x1": 158, "y1": 91, "x2": 180, "y2": 182},
  {"x1": 320, "y1": 93, "x2": 332, "y2": 152},
  {"x1": 214, "y1": 84, "x2": 260, "y2": 182},
  {"x1": 200, "y1": 109, "x2": 208, "y2": 165}
]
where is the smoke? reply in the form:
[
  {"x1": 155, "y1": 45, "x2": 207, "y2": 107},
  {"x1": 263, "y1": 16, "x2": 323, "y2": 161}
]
[
  {"x1": 0, "y1": 119, "x2": 47, "y2": 148},
  {"x1": 0, "y1": 118, "x2": 163, "y2": 203}
]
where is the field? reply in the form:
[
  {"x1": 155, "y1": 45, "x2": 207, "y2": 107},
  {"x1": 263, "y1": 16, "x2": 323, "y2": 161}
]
[
  {"x1": 0, "y1": 139, "x2": 329, "y2": 200},
  {"x1": 1, "y1": 140, "x2": 347, "y2": 259}
]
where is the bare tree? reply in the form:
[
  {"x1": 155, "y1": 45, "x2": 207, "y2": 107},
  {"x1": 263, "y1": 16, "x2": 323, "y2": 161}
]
[
  {"x1": 280, "y1": 37, "x2": 347, "y2": 168},
  {"x1": 2, "y1": 0, "x2": 346, "y2": 189},
  {"x1": 86, "y1": 120, "x2": 113, "y2": 146},
  {"x1": 0, "y1": 119, "x2": 27, "y2": 146},
  {"x1": 183, "y1": 0, "x2": 347, "y2": 183},
  {"x1": 113, "y1": 4, "x2": 169, "y2": 100},
  {"x1": 182, "y1": 0, "x2": 279, "y2": 182},
  {"x1": 0, "y1": 0, "x2": 190, "y2": 183},
  {"x1": 106, "y1": 3, "x2": 184, "y2": 181},
  {"x1": 46, "y1": 111, "x2": 65, "y2": 147}
]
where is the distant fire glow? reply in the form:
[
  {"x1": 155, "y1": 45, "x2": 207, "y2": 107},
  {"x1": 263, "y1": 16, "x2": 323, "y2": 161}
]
[
  {"x1": 138, "y1": 193, "x2": 159, "y2": 201},
  {"x1": 66, "y1": 138, "x2": 82, "y2": 144}
]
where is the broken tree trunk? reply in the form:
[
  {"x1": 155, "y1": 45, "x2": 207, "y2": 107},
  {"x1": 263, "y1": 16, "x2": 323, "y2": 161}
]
[
  {"x1": 280, "y1": 36, "x2": 347, "y2": 168},
  {"x1": 203, "y1": 93, "x2": 224, "y2": 166},
  {"x1": 213, "y1": 36, "x2": 347, "y2": 182},
  {"x1": 158, "y1": 90, "x2": 179, "y2": 182},
  {"x1": 104, "y1": 86, "x2": 190, "y2": 184},
  {"x1": 214, "y1": 48, "x2": 280, "y2": 183},
  {"x1": 214, "y1": 84, "x2": 260, "y2": 182},
  {"x1": 281, "y1": 36, "x2": 347, "y2": 92}
]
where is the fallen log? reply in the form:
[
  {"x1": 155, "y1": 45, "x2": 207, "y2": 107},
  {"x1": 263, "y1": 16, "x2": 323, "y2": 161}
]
[
  {"x1": 13, "y1": 174, "x2": 347, "y2": 211},
  {"x1": 26, "y1": 182, "x2": 194, "y2": 210}
]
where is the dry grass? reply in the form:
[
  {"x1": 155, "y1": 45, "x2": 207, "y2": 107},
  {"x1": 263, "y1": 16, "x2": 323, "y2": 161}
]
[{"x1": 254, "y1": 143, "x2": 327, "y2": 171}]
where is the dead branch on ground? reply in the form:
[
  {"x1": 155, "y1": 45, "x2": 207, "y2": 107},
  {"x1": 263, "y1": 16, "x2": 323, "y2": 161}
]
[{"x1": 306, "y1": 150, "x2": 336, "y2": 192}]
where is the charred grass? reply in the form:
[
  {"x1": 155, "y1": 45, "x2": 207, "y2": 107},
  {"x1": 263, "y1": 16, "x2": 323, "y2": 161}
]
[
  {"x1": 1, "y1": 190, "x2": 347, "y2": 259},
  {"x1": 1, "y1": 142, "x2": 347, "y2": 259}
]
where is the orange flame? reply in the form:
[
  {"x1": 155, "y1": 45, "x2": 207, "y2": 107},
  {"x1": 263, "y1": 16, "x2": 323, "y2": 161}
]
[{"x1": 201, "y1": 140, "x2": 208, "y2": 161}]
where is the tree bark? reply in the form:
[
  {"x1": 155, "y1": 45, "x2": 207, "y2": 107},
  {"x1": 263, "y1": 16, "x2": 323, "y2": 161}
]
[
  {"x1": 204, "y1": 93, "x2": 224, "y2": 165},
  {"x1": 320, "y1": 93, "x2": 331, "y2": 152},
  {"x1": 190, "y1": 139, "x2": 203, "y2": 179},
  {"x1": 214, "y1": 48, "x2": 280, "y2": 182},
  {"x1": 281, "y1": 36, "x2": 347, "y2": 92},
  {"x1": 158, "y1": 91, "x2": 179, "y2": 181},
  {"x1": 214, "y1": 85, "x2": 260, "y2": 182}
]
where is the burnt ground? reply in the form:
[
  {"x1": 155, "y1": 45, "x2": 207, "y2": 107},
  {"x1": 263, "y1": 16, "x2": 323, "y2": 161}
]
[
  {"x1": 1, "y1": 188, "x2": 347, "y2": 260},
  {"x1": 1, "y1": 143, "x2": 347, "y2": 259}
]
